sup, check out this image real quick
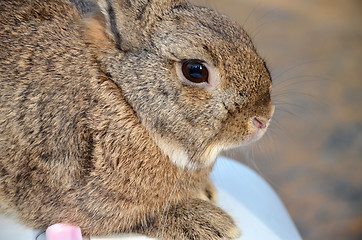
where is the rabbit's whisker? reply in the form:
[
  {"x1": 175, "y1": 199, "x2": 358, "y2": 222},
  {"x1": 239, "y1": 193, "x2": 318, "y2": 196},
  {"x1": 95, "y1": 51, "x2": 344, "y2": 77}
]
[
  {"x1": 272, "y1": 59, "x2": 326, "y2": 80},
  {"x1": 274, "y1": 74, "x2": 327, "y2": 87},
  {"x1": 242, "y1": 0, "x2": 262, "y2": 30}
]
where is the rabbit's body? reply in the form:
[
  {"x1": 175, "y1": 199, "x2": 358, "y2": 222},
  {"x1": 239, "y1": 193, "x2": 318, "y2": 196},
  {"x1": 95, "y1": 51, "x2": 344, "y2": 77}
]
[{"x1": 0, "y1": 0, "x2": 273, "y2": 239}]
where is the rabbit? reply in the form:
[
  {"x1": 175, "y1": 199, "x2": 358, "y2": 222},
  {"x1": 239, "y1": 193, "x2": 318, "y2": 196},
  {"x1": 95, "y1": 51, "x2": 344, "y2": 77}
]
[
  {"x1": 70, "y1": 0, "x2": 100, "y2": 14},
  {"x1": 0, "y1": 0, "x2": 274, "y2": 239}
]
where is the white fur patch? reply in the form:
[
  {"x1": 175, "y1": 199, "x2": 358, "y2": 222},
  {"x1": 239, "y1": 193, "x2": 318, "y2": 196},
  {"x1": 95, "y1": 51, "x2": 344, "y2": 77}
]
[
  {"x1": 152, "y1": 134, "x2": 220, "y2": 170},
  {"x1": 153, "y1": 135, "x2": 192, "y2": 169}
]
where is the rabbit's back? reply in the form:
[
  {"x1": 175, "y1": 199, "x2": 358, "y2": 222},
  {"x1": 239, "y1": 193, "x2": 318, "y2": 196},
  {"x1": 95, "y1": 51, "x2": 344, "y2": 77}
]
[{"x1": 0, "y1": 0, "x2": 98, "y2": 210}]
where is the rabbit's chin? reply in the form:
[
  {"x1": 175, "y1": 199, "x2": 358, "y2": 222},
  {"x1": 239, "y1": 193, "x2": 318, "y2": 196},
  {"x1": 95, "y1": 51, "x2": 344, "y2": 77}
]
[
  {"x1": 244, "y1": 127, "x2": 268, "y2": 145},
  {"x1": 221, "y1": 120, "x2": 271, "y2": 151}
]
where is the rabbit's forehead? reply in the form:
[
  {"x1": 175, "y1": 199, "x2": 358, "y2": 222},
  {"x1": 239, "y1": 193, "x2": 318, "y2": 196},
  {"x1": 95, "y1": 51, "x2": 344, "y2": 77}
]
[
  {"x1": 168, "y1": 5, "x2": 253, "y2": 47},
  {"x1": 153, "y1": 22, "x2": 256, "y2": 66},
  {"x1": 154, "y1": 8, "x2": 260, "y2": 66}
]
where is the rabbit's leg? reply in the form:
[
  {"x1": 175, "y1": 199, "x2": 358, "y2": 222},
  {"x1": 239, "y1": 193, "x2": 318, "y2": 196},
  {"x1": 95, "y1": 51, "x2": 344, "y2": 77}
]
[{"x1": 145, "y1": 198, "x2": 240, "y2": 240}]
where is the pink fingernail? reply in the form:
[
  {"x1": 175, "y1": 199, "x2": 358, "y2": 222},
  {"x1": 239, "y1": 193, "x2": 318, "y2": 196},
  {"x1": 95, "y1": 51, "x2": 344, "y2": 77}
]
[{"x1": 46, "y1": 223, "x2": 82, "y2": 240}]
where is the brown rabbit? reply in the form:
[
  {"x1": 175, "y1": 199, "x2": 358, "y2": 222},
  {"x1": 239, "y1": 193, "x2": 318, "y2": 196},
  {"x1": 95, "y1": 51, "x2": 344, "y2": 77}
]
[{"x1": 0, "y1": 0, "x2": 274, "y2": 239}]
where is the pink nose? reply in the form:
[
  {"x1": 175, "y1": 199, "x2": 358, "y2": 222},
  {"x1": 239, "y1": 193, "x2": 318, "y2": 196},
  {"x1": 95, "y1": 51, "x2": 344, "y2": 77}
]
[{"x1": 252, "y1": 116, "x2": 266, "y2": 129}]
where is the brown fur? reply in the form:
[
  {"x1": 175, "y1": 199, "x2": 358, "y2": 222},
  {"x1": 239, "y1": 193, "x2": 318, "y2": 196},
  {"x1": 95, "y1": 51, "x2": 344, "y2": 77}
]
[{"x1": 0, "y1": 0, "x2": 273, "y2": 239}]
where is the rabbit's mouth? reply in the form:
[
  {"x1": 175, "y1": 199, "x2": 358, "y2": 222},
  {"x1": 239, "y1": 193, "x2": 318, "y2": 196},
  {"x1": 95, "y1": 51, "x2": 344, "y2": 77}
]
[
  {"x1": 216, "y1": 103, "x2": 275, "y2": 149},
  {"x1": 246, "y1": 105, "x2": 275, "y2": 143},
  {"x1": 246, "y1": 116, "x2": 271, "y2": 143}
]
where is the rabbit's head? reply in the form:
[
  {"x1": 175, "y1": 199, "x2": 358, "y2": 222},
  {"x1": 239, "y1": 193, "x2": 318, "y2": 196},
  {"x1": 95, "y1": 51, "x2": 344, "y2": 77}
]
[{"x1": 91, "y1": 0, "x2": 274, "y2": 169}]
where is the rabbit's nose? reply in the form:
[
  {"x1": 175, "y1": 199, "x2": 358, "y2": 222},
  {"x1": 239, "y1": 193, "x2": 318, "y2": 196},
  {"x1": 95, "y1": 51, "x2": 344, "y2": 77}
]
[{"x1": 252, "y1": 116, "x2": 266, "y2": 129}]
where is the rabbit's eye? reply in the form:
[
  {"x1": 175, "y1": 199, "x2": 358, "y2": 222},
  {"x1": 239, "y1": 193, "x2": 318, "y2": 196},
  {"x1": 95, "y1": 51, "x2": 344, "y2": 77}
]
[{"x1": 182, "y1": 60, "x2": 209, "y2": 83}]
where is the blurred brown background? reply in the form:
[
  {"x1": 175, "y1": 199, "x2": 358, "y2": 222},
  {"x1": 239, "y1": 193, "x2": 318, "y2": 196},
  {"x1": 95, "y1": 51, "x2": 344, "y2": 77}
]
[{"x1": 192, "y1": 0, "x2": 362, "y2": 239}]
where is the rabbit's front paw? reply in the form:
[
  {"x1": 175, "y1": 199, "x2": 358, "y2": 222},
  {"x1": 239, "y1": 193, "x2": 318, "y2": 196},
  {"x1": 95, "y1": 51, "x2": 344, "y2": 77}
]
[{"x1": 152, "y1": 199, "x2": 240, "y2": 240}]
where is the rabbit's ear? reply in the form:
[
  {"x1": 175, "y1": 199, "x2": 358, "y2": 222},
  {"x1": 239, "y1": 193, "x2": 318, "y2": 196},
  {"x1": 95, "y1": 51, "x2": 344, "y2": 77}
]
[{"x1": 95, "y1": 0, "x2": 187, "y2": 51}]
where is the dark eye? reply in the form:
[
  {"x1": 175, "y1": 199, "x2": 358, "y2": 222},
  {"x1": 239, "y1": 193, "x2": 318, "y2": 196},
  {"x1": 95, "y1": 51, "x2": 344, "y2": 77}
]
[{"x1": 181, "y1": 60, "x2": 209, "y2": 83}]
